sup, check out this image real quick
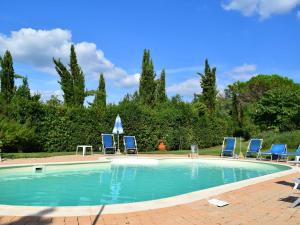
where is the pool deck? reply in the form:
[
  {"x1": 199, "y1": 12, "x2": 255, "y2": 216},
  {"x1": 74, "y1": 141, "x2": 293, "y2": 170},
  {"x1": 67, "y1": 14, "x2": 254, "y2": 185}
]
[{"x1": 0, "y1": 155, "x2": 299, "y2": 225}]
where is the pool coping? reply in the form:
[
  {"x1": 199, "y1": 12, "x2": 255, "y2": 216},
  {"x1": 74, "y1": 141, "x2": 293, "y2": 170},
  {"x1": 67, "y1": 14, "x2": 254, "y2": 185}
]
[{"x1": 0, "y1": 156, "x2": 297, "y2": 217}]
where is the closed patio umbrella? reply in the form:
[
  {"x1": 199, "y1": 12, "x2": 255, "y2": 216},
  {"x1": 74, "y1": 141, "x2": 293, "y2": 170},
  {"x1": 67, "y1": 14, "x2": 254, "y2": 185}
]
[{"x1": 113, "y1": 114, "x2": 124, "y2": 153}]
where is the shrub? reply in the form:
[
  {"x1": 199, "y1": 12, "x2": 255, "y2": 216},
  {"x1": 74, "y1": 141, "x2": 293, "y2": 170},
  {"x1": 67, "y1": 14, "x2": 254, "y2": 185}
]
[
  {"x1": 259, "y1": 130, "x2": 300, "y2": 150},
  {"x1": 0, "y1": 116, "x2": 37, "y2": 152}
]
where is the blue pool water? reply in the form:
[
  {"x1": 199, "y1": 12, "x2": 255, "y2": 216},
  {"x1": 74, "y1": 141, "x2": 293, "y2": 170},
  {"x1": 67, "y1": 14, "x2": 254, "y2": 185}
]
[{"x1": 0, "y1": 159, "x2": 290, "y2": 206}]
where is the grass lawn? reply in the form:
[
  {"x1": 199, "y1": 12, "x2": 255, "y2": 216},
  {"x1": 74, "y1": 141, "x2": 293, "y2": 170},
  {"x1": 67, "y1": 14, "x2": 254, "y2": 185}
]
[{"x1": 2, "y1": 152, "x2": 77, "y2": 159}]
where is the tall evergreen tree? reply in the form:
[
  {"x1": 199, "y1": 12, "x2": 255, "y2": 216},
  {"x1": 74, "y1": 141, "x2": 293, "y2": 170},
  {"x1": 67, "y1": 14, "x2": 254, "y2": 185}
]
[
  {"x1": 228, "y1": 82, "x2": 244, "y2": 127},
  {"x1": 93, "y1": 73, "x2": 106, "y2": 110},
  {"x1": 156, "y1": 69, "x2": 167, "y2": 103},
  {"x1": 197, "y1": 59, "x2": 217, "y2": 113},
  {"x1": 0, "y1": 50, "x2": 15, "y2": 103},
  {"x1": 15, "y1": 77, "x2": 31, "y2": 100},
  {"x1": 139, "y1": 49, "x2": 156, "y2": 106},
  {"x1": 53, "y1": 45, "x2": 85, "y2": 107},
  {"x1": 53, "y1": 58, "x2": 74, "y2": 106},
  {"x1": 70, "y1": 45, "x2": 85, "y2": 106}
]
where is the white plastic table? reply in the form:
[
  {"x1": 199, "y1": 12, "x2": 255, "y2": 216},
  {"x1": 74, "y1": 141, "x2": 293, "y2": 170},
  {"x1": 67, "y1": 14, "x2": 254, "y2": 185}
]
[{"x1": 76, "y1": 145, "x2": 93, "y2": 156}]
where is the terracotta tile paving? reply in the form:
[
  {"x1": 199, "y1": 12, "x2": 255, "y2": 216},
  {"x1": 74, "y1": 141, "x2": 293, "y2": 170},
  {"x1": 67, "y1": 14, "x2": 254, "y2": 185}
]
[{"x1": 1, "y1": 156, "x2": 300, "y2": 224}]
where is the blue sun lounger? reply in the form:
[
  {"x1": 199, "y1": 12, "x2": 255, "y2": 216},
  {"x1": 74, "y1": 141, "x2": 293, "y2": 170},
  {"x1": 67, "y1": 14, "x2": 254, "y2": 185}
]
[
  {"x1": 101, "y1": 133, "x2": 116, "y2": 154},
  {"x1": 260, "y1": 144, "x2": 287, "y2": 161},
  {"x1": 221, "y1": 137, "x2": 236, "y2": 157},
  {"x1": 282, "y1": 145, "x2": 300, "y2": 161},
  {"x1": 245, "y1": 139, "x2": 263, "y2": 159},
  {"x1": 123, "y1": 136, "x2": 138, "y2": 154}
]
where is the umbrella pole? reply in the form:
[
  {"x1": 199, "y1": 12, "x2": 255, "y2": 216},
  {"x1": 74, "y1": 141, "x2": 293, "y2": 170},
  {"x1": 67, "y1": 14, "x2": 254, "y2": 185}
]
[{"x1": 118, "y1": 132, "x2": 120, "y2": 154}]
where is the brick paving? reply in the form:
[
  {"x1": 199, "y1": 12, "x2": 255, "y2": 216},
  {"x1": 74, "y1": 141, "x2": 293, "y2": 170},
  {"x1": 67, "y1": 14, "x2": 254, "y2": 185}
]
[{"x1": 0, "y1": 156, "x2": 299, "y2": 225}]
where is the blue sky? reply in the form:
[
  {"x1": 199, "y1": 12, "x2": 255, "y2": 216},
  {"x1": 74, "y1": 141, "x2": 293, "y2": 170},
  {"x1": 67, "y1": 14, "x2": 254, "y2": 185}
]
[{"x1": 1, "y1": 0, "x2": 300, "y2": 103}]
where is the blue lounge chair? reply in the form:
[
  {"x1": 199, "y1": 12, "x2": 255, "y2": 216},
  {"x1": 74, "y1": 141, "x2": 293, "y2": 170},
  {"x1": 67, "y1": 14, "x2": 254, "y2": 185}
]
[
  {"x1": 260, "y1": 144, "x2": 287, "y2": 161},
  {"x1": 245, "y1": 139, "x2": 263, "y2": 159},
  {"x1": 123, "y1": 136, "x2": 138, "y2": 154},
  {"x1": 221, "y1": 137, "x2": 236, "y2": 157},
  {"x1": 101, "y1": 134, "x2": 116, "y2": 154},
  {"x1": 282, "y1": 145, "x2": 300, "y2": 161}
]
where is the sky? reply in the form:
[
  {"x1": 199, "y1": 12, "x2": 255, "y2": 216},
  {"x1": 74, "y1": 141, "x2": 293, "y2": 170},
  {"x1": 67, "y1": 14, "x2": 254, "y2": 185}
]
[{"x1": 0, "y1": 0, "x2": 300, "y2": 103}]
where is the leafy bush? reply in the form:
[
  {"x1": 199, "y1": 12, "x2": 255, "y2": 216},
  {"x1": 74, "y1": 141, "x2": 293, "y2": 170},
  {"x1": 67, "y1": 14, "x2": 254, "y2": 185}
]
[
  {"x1": 259, "y1": 130, "x2": 300, "y2": 150},
  {"x1": 254, "y1": 88, "x2": 300, "y2": 131},
  {"x1": 0, "y1": 116, "x2": 37, "y2": 152}
]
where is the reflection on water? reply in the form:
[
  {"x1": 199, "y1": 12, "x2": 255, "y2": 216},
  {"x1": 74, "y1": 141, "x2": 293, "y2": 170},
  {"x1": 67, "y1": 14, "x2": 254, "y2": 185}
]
[{"x1": 0, "y1": 160, "x2": 289, "y2": 206}]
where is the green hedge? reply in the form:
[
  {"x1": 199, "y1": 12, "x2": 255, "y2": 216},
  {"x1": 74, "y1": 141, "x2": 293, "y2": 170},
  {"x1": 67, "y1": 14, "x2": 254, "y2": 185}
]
[{"x1": 1, "y1": 98, "x2": 229, "y2": 152}]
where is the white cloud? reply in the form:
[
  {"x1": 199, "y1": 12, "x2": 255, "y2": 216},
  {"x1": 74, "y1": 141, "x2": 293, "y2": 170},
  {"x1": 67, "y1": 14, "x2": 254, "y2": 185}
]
[
  {"x1": 231, "y1": 63, "x2": 256, "y2": 73},
  {"x1": 31, "y1": 89, "x2": 63, "y2": 101},
  {"x1": 114, "y1": 73, "x2": 140, "y2": 88},
  {"x1": 216, "y1": 63, "x2": 257, "y2": 95},
  {"x1": 225, "y1": 63, "x2": 257, "y2": 81},
  {"x1": 167, "y1": 78, "x2": 201, "y2": 96},
  {"x1": 0, "y1": 28, "x2": 138, "y2": 88},
  {"x1": 221, "y1": 63, "x2": 257, "y2": 84},
  {"x1": 222, "y1": 0, "x2": 300, "y2": 19}
]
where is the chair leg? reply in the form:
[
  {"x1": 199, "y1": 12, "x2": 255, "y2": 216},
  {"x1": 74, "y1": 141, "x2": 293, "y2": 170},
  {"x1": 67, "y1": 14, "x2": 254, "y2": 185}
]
[
  {"x1": 293, "y1": 182, "x2": 299, "y2": 190},
  {"x1": 290, "y1": 197, "x2": 300, "y2": 208}
]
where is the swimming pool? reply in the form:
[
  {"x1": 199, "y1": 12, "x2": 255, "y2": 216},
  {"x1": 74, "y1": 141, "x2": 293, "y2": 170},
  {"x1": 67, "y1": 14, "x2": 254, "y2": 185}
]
[{"x1": 0, "y1": 158, "x2": 290, "y2": 207}]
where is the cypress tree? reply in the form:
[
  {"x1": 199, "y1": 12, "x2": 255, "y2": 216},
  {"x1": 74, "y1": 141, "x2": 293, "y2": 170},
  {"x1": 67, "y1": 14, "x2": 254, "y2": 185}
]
[
  {"x1": 15, "y1": 77, "x2": 31, "y2": 99},
  {"x1": 139, "y1": 49, "x2": 156, "y2": 106},
  {"x1": 156, "y1": 69, "x2": 167, "y2": 103},
  {"x1": 53, "y1": 45, "x2": 85, "y2": 107},
  {"x1": 197, "y1": 59, "x2": 217, "y2": 113},
  {"x1": 93, "y1": 73, "x2": 106, "y2": 110},
  {"x1": 70, "y1": 45, "x2": 85, "y2": 106},
  {"x1": 53, "y1": 58, "x2": 74, "y2": 106},
  {"x1": 0, "y1": 50, "x2": 15, "y2": 103}
]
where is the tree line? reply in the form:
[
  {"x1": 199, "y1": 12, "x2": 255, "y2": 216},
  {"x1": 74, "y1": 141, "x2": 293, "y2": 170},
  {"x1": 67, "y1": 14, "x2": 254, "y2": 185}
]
[{"x1": 0, "y1": 46, "x2": 299, "y2": 152}]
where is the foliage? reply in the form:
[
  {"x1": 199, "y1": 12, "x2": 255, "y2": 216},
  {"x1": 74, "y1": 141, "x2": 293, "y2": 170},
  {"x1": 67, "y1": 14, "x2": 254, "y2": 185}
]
[
  {"x1": 156, "y1": 69, "x2": 167, "y2": 103},
  {"x1": 226, "y1": 74, "x2": 300, "y2": 136},
  {"x1": 139, "y1": 49, "x2": 156, "y2": 106},
  {"x1": 70, "y1": 45, "x2": 85, "y2": 106},
  {"x1": 0, "y1": 50, "x2": 299, "y2": 154},
  {"x1": 197, "y1": 59, "x2": 217, "y2": 113},
  {"x1": 53, "y1": 45, "x2": 85, "y2": 107},
  {"x1": 259, "y1": 130, "x2": 300, "y2": 150},
  {"x1": 0, "y1": 116, "x2": 36, "y2": 152},
  {"x1": 15, "y1": 77, "x2": 31, "y2": 99},
  {"x1": 0, "y1": 50, "x2": 15, "y2": 103},
  {"x1": 53, "y1": 58, "x2": 74, "y2": 106},
  {"x1": 243, "y1": 74, "x2": 298, "y2": 101},
  {"x1": 37, "y1": 106, "x2": 110, "y2": 152},
  {"x1": 92, "y1": 73, "x2": 106, "y2": 110},
  {"x1": 254, "y1": 88, "x2": 300, "y2": 131}
]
